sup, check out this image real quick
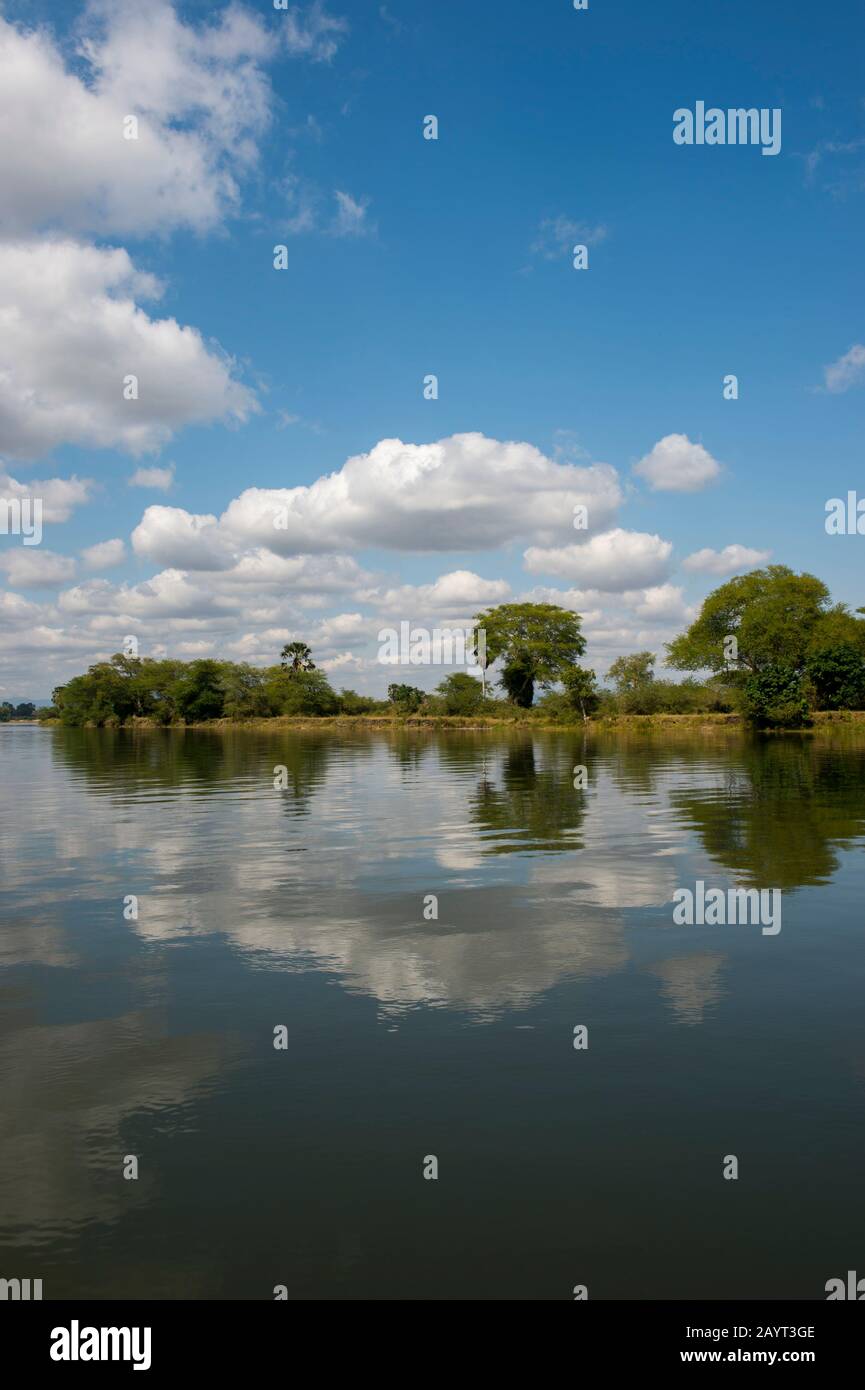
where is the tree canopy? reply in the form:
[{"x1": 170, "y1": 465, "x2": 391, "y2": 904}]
[
  {"x1": 666, "y1": 566, "x2": 831, "y2": 676},
  {"x1": 472, "y1": 602, "x2": 586, "y2": 707},
  {"x1": 608, "y1": 651, "x2": 655, "y2": 694},
  {"x1": 666, "y1": 566, "x2": 863, "y2": 726}
]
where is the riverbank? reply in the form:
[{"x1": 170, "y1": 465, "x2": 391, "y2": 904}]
[{"x1": 32, "y1": 710, "x2": 865, "y2": 734}]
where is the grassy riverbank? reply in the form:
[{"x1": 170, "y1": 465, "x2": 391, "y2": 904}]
[{"x1": 33, "y1": 710, "x2": 865, "y2": 734}]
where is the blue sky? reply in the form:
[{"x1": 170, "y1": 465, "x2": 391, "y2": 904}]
[{"x1": 0, "y1": 0, "x2": 863, "y2": 699}]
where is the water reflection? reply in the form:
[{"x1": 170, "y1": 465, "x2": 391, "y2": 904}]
[
  {"x1": 4, "y1": 728, "x2": 865, "y2": 1017},
  {"x1": 3, "y1": 725, "x2": 865, "y2": 1297},
  {"x1": 469, "y1": 739, "x2": 587, "y2": 854},
  {"x1": 669, "y1": 736, "x2": 865, "y2": 887},
  {"x1": 644, "y1": 952, "x2": 727, "y2": 1027}
]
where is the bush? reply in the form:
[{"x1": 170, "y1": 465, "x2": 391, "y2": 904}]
[
  {"x1": 741, "y1": 667, "x2": 811, "y2": 728},
  {"x1": 387, "y1": 683, "x2": 426, "y2": 714},
  {"x1": 264, "y1": 668, "x2": 339, "y2": 716},
  {"x1": 805, "y1": 644, "x2": 865, "y2": 710},
  {"x1": 435, "y1": 672, "x2": 485, "y2": 715},
  {"x1": 338, "y1": 689, "x2": 381, "y2": 715}
]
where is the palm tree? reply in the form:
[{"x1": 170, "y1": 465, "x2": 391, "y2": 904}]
[{"x1": 280, "y1": 641, "x2": 316, "y2": 674}]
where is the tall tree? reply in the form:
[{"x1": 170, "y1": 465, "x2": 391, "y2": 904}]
[
  {"x1": 472, "y1": 602, "x2": 585, "y2": 708},
  {"x1": 172, "y1": 660, "x2": 225, "y2": 723},
  {"x1": 666, "y1": 566, "x2": 830, "y2": 676},
  {"x1": 666, "y1": 566, "x2": 832, "y2": 726},
  {"x1": 280, "y1": 641, "x2": 316, "y2": 673},
  {"x1": 563, "y1": 665, "x2": 601, "y2": 722},
  {"x1": 608, "y1": 651, "x2": 655, "y2": 694}
]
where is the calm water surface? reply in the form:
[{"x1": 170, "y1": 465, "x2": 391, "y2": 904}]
[{"x1": 2, "y1": 724, "x2": 865, "y2": 1299}]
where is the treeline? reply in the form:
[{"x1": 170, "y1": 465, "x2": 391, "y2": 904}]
[
  {"x1": 40, "y1": 568, "x2": 865, "y2": 729},
  {"x1": 0, "y1": 701, "x2": 37, "y2": 722},
  {"x1": 42, "y1": 655, "x2": 734, "y2": 728}
]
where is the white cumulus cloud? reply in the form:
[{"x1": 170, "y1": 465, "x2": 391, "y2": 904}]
[
  {"x1": 364, "y1": 570, "x2": 510, "y2": 614},
  {"x1": 633, "y1": 433, "x2": 722, "y2": 492},
  {"x1": 682, "y1": 544, "x2": 770, "y2": 576},
  {"x1": 0, "y1": 3, "x2": 275, "y2": 239},
  {"x1": 0, "y1": 240, "x2": 257, "y2": 460},
  {"x1": 131, "y1": 506, "x2": 234, "y2": 571},
  {"x1": 81, "y1": 539, "x2": 126, "y2": 571},
  {"x1": 0, "y1": 549, "x2": 76, "y2": 588},
  {"x1": 221, "y1": 432, "x2": 623, "y2": 555},
  {"x1": 0, "y1": 471, "x2": 93, "y2": 523},
  {"x1": 523, "y1": 528, "x2": 673, "y2": 592},
  {"x1": 129, "y1": 464, "x2": 175, "y2": 490}
]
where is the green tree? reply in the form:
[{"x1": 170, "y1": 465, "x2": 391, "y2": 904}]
[
  {"x1": 607, "y1": 651, "x2": 655, "y2": 695},
  {"x1": 53, "y1": 660, "x2": 140, "y2": 726},
  {"x1": 280, "y1": 641, "x2": 316, "y2": 673},
  {"x1": 436, "y1": 671, "x2": 485, "y2": 715},
  {"x1": 0, "y1": 701, "x2": 13, "y2": 722},
  {"x1": 804, "y1": 606, "x2": 865, "y2": 709},
  {"x1": 472, "y1": 602, "x2": 586, "y2": 708},
  {"x1": 387, "y1": 683, "x2": 425, "y2": 714},
  {"x1": 265, "y1": 667, "x2": 338, "y2": 715},
  {"x1": 667, "y1": 566, "x2": 830, "y2": 676},
  {"x1": 563, "y1": 665, "x2": 600, "y2": 722},
  {"x1": 806, "y1": 646, "x2": 865, "y2": 710},
  {"x1": 742, "y1": 667, "x2": 811, "y2": 728},
  {"x1": 338, "y1": 689, "x2": 380, "y2": 715},
  {"x1": 667, "y1": 566, "x2": 832, "y2": 725},
  {"x1": 217, "y1": 663, "x2": 269, "y2": 719},
  {"x1": 172, "y1": 660, "x2": 226, "y2": 723},
  {"x1": 13, "y1": 702, "x2": 36, "y2": 718}
]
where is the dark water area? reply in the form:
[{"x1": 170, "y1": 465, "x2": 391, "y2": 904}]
[{"x1": 2, "y1": 723, "x2": 865, "y2": 1300}]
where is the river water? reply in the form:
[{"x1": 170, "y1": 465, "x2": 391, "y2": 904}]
[{"x1": 1, "y1": 723, "x2": 864, "y2": 1299}]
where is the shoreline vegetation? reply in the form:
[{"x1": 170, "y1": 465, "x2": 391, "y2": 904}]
[
  {"x1": 30, "y1": 569, "x2": 865, "y2": 733},
  {"x1": 30, "y1": 710, "x2": 865, "y2": 734}
]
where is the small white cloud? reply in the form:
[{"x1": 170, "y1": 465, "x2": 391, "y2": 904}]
[
  {"x1": 531, "y1": 216, "x2": 608, "y2": 260},
  {"x1": 129, "y1": 464, "x2": 175, "y2": 490},
  {"x1": 633, "y1": 433, "x2": 722, "y2": 493},
  {"x1": 682, "y1": 544, "x2": 770, "y2": 576},
  {"x1": 0, "y1": 471, "x2": 92, "y2": 522},
  {"x1": 823, "y1": 343, "x2": 865, "y2": 394},
  {"x1": 131, "y1": 505, "x2": 234, "y2": 571},
  {"x1": 364, "y1": 570, "x2": 510, "y2": 613},
  {"x1": 630, "y1": 584, "x2": 692, "y2": 623},
  {"x1": 524, "y1": 528, "x2": 673, "y2": 592},
  {"x1": 81, "y1": 538, "x2": 126, "y2": 571},
  {"x1": 221, "y1": 550, "x2": 371, "y2": 593},
  {"x1": 0, "y1": 590, "x2": 43, "y2": 628},
  {"x1": 331, "y1": 189, "x2": 372, "y2": 237},
  {"x1": 0, "y1": 549, "x2": 76, "y2": 587},
  {"x1": 281, "y1": 2, "x2": 348, "y2": 63}
]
